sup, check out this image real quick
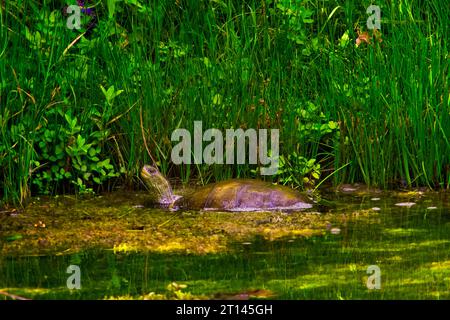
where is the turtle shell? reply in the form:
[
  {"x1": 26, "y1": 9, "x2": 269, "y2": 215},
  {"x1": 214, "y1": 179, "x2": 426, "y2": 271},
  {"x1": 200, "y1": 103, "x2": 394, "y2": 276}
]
[{"x1": 178, "y1": 179, "x2": 313, "y2": 211}]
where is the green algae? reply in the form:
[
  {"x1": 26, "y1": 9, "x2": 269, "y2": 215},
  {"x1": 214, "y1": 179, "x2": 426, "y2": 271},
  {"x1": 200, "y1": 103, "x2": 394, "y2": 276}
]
[
  {"x1": 0, "y1": 192, "x2": 332, "y2": 256},
  {"x1": 0, "y1": 190, "x2": 449, "y2": 300}
]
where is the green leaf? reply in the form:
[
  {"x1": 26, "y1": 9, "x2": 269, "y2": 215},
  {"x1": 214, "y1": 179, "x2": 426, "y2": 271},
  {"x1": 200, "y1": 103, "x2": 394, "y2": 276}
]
[
  {"x1": 55, "y1": 144, "x2": 64, "y2": 156},
  {"x1": 5, "y1": 234, "x2": 23, "y2": 242},
  {"x1": 100, "y1": 85, "x2": 108, "y2": 98},
  {"x1": 212, "y1": 94, "x2": 222, "y2": 105},
  {"x1": 307, "y1": 159, "x2": 316, "y2": 167},
  {"x1": 76, "y1": 135, "x2": 86, "y2": 147},
  {"x1": 65, "y1": 113, "x2": 76, "y2": 127},
  {"x1": 328, "y1": 121, "x2": 339, "y2": 130},
  {"x1": 107, "y1": 0, "x2": 117, "y2": 19},
  {"x1": 88, "y1": 147, "x2": 98, "y2": 157}
]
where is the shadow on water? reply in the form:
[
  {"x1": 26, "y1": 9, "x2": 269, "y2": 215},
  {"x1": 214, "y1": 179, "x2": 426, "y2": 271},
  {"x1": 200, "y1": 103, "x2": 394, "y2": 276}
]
[{"x1": 0, "y1": 191, "x2": 449, "y2": 300}]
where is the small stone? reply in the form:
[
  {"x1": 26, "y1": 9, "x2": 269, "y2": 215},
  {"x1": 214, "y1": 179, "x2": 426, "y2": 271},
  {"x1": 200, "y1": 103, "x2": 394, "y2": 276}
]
[
  {"x1": 371, "y1": 198, "x2": 381, "y2": 201},
  {"x1": 372, "y1": 207, "x2": 381, "y2": 211},
  {"x1": 395, "y1": 202, "x2": 416, "y2": 207},
  {"x1": 330, "y1": 228, "x2": 341, "y2": 235}
]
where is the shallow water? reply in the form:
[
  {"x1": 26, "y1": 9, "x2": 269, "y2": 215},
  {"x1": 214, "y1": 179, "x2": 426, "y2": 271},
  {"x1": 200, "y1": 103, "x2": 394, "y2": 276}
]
[{"x1": 1, "y1": 190, "x2": 449, "y2": 299}]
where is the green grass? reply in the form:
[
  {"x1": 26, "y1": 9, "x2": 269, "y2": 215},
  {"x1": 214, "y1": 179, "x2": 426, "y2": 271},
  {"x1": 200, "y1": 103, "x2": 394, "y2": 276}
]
[{"x1": 1, "y1": 0, "x2": 449, "y2": 205}]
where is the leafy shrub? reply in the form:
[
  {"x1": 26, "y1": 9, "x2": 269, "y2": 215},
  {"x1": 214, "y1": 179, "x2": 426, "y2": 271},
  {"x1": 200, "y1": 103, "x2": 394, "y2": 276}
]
[
  {"x1": 276, "y1": 101, "x2": 339, "y2": 187},
  {"x1": 32, "y1": 105, "x2": 121, "y2": 195}
]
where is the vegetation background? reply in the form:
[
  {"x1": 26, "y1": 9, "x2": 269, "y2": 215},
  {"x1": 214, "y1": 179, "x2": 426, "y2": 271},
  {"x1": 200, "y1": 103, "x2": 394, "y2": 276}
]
[{"x1": 0, "y1": 0, "x2": 449, "y2": 206}]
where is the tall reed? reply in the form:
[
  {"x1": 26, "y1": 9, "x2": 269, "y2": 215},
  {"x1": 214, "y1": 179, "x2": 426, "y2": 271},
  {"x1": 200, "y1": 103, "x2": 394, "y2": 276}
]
[{"x1": 1, "y1": 0, "x2": 448, "y2": 205}]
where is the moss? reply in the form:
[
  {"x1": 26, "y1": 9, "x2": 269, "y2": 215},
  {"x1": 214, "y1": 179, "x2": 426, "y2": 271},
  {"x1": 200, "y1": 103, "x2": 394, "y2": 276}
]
[{"x1": 1, "y1": 192, "x2": 340, "y2": 256}]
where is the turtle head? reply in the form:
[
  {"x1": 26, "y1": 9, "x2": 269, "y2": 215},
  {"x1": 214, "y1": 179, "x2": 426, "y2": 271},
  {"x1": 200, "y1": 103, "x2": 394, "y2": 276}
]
[{"x1": 141, "y1": 165, "x2": 176, "y2": 205}]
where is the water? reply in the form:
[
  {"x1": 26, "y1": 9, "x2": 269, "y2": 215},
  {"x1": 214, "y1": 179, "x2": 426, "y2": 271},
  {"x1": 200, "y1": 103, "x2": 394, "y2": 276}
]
[{"x1": 0, "y1": 190, "x2": 449, "y2": 299}]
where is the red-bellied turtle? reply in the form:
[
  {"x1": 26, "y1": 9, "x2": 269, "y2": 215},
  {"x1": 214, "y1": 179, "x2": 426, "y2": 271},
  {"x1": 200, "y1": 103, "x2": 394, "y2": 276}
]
[{"x1": 141, "y1": 165, "x2": 313, "y2": 211}]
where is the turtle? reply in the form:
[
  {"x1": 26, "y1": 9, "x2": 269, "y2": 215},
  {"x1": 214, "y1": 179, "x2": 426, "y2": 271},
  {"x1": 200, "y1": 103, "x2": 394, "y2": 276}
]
[{"x1": 140, "y1": 165, "x2": 313, "y2": 211}]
